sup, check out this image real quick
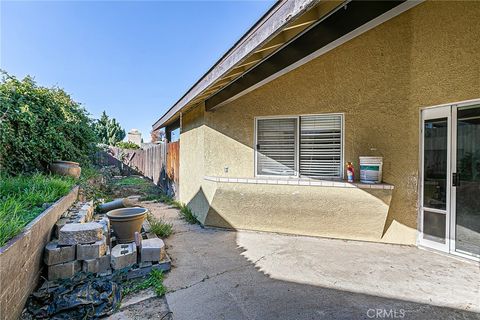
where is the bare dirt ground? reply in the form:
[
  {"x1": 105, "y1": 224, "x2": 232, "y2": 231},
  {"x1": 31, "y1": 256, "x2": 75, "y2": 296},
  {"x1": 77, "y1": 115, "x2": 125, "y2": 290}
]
[{"x1": 108, "y1": 295, "x2": 172, "y2": 320}]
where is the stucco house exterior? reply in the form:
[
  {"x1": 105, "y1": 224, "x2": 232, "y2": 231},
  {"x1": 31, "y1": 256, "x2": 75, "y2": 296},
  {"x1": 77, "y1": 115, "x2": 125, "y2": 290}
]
[{"x1": 153, "y1": 0, "x2": 480, "y2": 261}]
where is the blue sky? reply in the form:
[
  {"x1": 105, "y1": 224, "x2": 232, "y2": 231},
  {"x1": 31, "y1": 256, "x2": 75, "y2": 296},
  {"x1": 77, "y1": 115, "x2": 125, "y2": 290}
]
[{"x1": 1, "y1": 0, "x2": 273, "y2": 142}]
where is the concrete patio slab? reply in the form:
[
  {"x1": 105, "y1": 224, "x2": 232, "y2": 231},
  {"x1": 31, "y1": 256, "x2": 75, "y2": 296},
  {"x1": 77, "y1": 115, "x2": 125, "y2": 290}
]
[{"x1": 142, "y1": 201, "x2": 480, "y2": 320}]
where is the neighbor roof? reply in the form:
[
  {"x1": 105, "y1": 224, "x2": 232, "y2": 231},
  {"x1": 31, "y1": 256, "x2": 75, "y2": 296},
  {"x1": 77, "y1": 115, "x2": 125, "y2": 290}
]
[{"x1": 152, "y1": 0, "x2": 347, "y2": 130}]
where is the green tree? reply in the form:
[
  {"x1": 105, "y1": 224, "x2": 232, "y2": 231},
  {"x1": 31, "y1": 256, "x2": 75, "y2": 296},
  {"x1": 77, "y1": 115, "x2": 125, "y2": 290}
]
[
  {"x1": 94, "y1": 111, "x2": 126, "y2": 145},
  {"x1": 0, "y1": 71, "x2": 98, "y2": 175}
]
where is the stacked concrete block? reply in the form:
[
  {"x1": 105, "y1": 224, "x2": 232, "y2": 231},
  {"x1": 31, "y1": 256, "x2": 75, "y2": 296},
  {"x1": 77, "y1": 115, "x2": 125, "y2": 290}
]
[
  {"x1": 44, "y1": 241, "x2": 76, "y2": 266},
  {"x1": 82, "y1": 248, "x2": 111, "y2": 274},
  {"x1": 77, "y1": 236, "x2": 111, "y2": 275},
  {"x1": 60, "y1": 221, "x2": 112, "y2": 275},
  {"x1": 77, "y1": 201, "x2": 94, "y2": 221},
  {"x1": 53, "y1": 201, "x2": 94, "y2": 237},
  {"x1": 48, "y1": 261, "x2": 81, "y2": 281},
  {"x1": 46, "y1": 222, "x2": 104, "y2": 280},
  {"x1": 43, "y1": 200, "x2": 173, "y2": 283},
  {"x1": 54, "y1": 217, "x2": 71, "y2": 238},
  {"x1": 44, "y1": 200, "x2": 99, "y2": 281},
  {"x1": 140, "y1": 238, "x2": 165, "y2": 262},
  {"x1": 111, "y1": 243, "x2": 137, "y2": 270},
  {"x1": 44, "y1": 199, "x2": 113, "y2": 280},
  {"x1": 77, "y1": 236, "x2": 107, "y2": 260},
  {"x1": 58, "y1": 222, "x2": 103, "y2": 245},
  {"x1": 96, "y1": 216, "x2": 110, "y2": 244}
]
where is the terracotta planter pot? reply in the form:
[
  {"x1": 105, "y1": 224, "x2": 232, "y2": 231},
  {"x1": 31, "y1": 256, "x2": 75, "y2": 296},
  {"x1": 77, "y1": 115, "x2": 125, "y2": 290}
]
[
  {"x1": 107, "y1": 207, "x2": 147, "y2": 243},
  {"x1": 50, "y1": 160, "x2": 81, "y2": 179}
]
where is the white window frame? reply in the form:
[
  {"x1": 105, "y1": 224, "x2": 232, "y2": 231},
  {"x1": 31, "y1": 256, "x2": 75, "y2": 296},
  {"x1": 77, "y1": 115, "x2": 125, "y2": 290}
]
[
  {"x1": 254, "y1": 113, "x2": 344, "y2": 179},
  {"x1": 254, "y1": 115, "x2": 300, "y2": 178}
]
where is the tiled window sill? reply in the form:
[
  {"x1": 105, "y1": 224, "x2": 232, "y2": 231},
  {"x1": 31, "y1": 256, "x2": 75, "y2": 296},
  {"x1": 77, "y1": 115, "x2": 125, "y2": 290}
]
[{"x1": 203, "y1": 176, "x2": 394, "y2": 190}]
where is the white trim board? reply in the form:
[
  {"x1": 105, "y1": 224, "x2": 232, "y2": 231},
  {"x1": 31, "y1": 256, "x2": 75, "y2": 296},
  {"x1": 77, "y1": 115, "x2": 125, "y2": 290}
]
[{"x1": 211, "y1": 1, "x2": 423, "y2": 110}]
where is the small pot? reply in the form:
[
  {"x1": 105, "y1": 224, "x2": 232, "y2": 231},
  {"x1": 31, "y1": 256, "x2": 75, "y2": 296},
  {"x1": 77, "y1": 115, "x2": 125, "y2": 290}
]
[
  {"x1": 107, "y1": 207, "x2": 147, "y2": 243},
  {"x1": 50, "y1": 160, "x2": 81, "y2": 179}
]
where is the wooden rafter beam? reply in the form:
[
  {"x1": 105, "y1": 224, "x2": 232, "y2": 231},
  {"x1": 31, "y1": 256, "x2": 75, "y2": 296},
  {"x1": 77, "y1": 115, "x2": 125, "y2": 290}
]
[{"x1": 195, "y1": 1, "x2": 347, "y2": 112}]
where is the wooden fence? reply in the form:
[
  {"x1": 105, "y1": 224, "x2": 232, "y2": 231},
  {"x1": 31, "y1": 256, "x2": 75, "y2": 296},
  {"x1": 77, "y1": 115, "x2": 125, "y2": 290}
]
[
  {"x1": 166, "y1": 141, "x2": 180, "y2": 191},
  {"x1": 97, "y1": 142, "x2": 180, "y2": 197}
]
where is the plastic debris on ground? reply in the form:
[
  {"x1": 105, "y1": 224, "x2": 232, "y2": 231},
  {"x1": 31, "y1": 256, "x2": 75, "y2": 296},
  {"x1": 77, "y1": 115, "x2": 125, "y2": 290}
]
[{"x1": 24, "y1": 273, "x2": 121, "y2": 319}]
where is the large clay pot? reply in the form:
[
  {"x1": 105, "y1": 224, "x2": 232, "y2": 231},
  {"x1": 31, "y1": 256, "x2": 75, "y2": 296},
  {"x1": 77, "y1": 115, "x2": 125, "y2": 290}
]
[
  {"x1": 50, "y1": 160, "x2": 81, "y2": 179},
  {"x1": 107, "y1": 207, "x2": 147, "y2": 243}
]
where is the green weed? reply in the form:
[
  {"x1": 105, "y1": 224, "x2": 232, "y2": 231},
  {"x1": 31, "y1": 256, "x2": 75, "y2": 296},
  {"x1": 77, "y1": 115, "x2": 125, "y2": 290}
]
[
  {"x1": 179, "y1": 205, "x2": 198, "y2": 224},
  {"x1": 122, "y1": 269, "x2": 166, "y2": 297},
  {"x1": 147, "y1": 214, "x2": 173, "y2": 238}
]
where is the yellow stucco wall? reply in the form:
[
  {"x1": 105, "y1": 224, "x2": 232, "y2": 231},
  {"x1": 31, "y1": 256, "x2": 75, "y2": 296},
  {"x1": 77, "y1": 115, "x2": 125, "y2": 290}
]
[
  {"x1": 178, "y1": 105, "x2": 209, "y2": 222},
  {"x1": 179, "y1": 2, "x2": 480, "y2": 245},
  {"x1": 204, "y1": 183, "x2": 393, "y2": 242}
]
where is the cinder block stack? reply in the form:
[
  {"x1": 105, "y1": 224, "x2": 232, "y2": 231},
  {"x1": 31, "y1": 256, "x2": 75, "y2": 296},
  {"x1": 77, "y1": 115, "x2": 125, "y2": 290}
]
[
  {"x1": 43, "y1": 201, "x2": 113, "y2": 280},
  {"x1": 43, "y1": 200, "x2": 171, "y2": 282},
  {"x1": 53, "y1": 201, "x2": 94, "y2": 238}
]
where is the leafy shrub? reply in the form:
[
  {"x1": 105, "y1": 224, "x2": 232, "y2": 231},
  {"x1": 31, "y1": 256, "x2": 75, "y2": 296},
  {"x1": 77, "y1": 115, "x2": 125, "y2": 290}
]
[
  {"x1": 0, "y1": 71, "x2": 98, "y2": 175},
  {"x1": 116, "y1": 141, "x2": 140, "y2": 149}
]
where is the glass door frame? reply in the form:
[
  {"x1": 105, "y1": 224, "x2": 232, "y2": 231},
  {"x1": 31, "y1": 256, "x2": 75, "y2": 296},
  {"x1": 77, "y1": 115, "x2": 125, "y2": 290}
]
[
  {"x1": 450, "y1": 99, "x2": 480, "y2": 261},
  {"x1": 419, "y1": 105, "x2": 452, "y2": 253},
  {"x1": 419, "y1": 98, "x2": 480, "y2": 261}
]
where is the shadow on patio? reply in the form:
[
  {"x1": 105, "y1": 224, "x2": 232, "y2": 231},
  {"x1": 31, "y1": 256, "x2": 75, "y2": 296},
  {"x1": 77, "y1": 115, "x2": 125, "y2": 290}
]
[{"x1": 143, "y1": 201, "x2": 480, "y2": 320}]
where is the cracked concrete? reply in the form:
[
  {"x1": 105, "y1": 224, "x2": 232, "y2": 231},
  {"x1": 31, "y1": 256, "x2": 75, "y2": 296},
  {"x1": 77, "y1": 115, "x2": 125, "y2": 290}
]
[{"x1": 141, "y1": 201, "x2": 480, "y2": 320}]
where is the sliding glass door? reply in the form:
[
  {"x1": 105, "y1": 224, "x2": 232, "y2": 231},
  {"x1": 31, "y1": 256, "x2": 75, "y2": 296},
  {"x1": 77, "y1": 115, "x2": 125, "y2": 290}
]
[
  {"x1": 452, "y1": 104, "x2": 480, "y2": 258},
  {"x1": 420, "y1": 101, "x2": 480, "y2": 260}
]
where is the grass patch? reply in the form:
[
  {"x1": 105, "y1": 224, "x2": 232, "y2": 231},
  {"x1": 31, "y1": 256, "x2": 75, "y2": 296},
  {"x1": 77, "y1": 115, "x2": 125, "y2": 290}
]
[
  {"x1": 114, "y1": 176, "x2": 150, "y2": 187},
  {"x1": 147, "y1": 214, "x2": 173, "y2": 238},
  {"x1": 122, "y1": 269, "x2": 166, "y2": 297},
  {"x1": 0, "y1": 173, "x2": 75, "y2": 246},
  {"x1": 138, "y1": 194, "x2": 161, "y2": 202},
  {"x1": 139, "y1": 193, "x2": 169, "y2": 202}
]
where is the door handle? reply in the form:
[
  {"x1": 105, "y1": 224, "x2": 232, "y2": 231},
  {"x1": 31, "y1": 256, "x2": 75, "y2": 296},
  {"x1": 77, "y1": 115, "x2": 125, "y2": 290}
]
[{"x1": 452, "y1": 173, "x2": 460, "y2": 187}]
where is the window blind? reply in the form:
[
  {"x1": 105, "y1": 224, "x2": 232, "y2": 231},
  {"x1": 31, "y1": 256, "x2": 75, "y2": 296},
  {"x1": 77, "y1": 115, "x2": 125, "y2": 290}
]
[
  {"x1": 299, "y1": 115, "x2": 342, "y2": 178},
  {"x1": 256, "y1": 118, "x2": 297, "y2": 176}
]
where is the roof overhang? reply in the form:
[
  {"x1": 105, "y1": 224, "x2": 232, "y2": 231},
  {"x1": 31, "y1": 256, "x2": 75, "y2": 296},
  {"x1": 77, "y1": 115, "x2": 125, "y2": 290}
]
[
  {"x1": 153, "y1": 0, "x2": 419, "y2": 131},
  {"x1": 153, "y1": 0, "x2": 341, "y2": 130}
]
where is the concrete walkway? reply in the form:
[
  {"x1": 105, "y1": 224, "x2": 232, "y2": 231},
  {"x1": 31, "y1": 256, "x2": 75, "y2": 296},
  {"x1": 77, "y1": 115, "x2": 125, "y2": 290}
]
[{"x1": 144, "y1": 202, "x2": 480, "y2": 320}]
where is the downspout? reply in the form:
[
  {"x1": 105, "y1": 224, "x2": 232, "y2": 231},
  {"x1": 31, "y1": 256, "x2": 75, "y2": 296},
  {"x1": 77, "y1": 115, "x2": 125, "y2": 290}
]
[
  {"x1": 178, "y1": 111, "x2": 182, "y2": 200},
  {"x1": 179, "y1": 111, "x2": 183, "y2": 137}
]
